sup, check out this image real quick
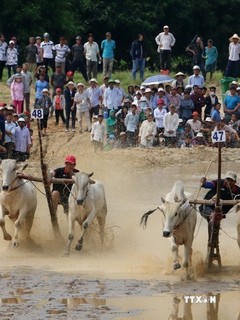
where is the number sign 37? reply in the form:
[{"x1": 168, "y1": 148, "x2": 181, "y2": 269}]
[
  {"x1": 31, "y1": 109, "x2": 44, "y2": 119},
  {"x1": 211, "y1": 130, "x2": 226, "y2": 143}
]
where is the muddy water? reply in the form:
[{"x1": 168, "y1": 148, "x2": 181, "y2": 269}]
[{"x1": 0, "y1": 161, "x2": 239, "y2": 319}]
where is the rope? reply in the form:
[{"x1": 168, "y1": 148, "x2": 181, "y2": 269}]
[
  {"x1": 194, "y1": 160, "x2": 213, "y2": 199},
  {"x1": 30, "y1": 181, "x2": 47, "y2": 197},
  {"x1": 219, "y1": 227, "x2": 238, "y2": 241}
]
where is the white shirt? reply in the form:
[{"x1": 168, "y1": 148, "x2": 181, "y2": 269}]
[
  {"x1": 229, "y1": 42, "x2": 240, "y2": 61},
  {"x1": 186, "y1": 119, "x2": 202, "y2": 133},
  {"x1": 0, "y1": 41, "x2": 7, "y2": 61},
  {"x1": 53, "y1": 44, "x2": 71, "y2": 62},
  {"x1": 6, "y1": 48, "x2": 18, "y2": 65},
  {"x1": 188, "y1": 74, "x2": 204, "y2": 87},
  {"x1": 91, "y1": 121, "x2": 105, "y2": 142},
  {"x1": 84, "y1": 42, "x2": 99, "y2": 61},
  {"x1": 15, "y1": 126, "x2": 31, "y2": 152},
  {"x1": 155, "y1": 32, "x2": 176, "y2": 51},
  {"x1": 40, "y1": 40, "x2": 54, "y2": 59},
  {"x1": 163, "y1": 112, "x2": 179, "y2": 137},
  {"x1": 74, "y1": 90, "x2": 89, "y2": 112},
  {"x1": 154, "y1": 107, "x2": 167, "y2": 128},
  {"x1": 5, "y1": 121, "x2": 16, "y2": 143},
  {"x1": 125, "y1": 112, "x2": 139, "y2": 132},
  {"x1": 104, "y1": 87, "x2": 122, "y2": 110},
  {"x1": 139, "y1": 120, "x2": 157, "y2": 146},
  {"x1": 86, "y1": 87, "x2": 102, "y2": 108}
]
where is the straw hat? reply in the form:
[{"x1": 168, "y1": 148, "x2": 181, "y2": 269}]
[
  {"x1": 174, "y1": 72, "x2": 186, "y2": 79},
  {"x1": 229, "y1": 33, "x2": 240, "y2": 41}
]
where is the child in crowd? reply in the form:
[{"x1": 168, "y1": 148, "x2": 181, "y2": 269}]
[
  {"x1": 35, "y1": 73, "x2": 49, "y2": 107},
  {"x1": 10, "y1": 73, "x2": 24, "y2": 114},
  {"x1": 36, "y1": 88, "x2": 52, "y2": 136},
  {"x1": 53, "y1": 88, "x2": 66, "y2": 125},
  {"x1": 74, "y1": 83, "x2": 91, "y2": 133},
  {"x1": 91, "y1": 114, "x2": 105, "y2": 151}
]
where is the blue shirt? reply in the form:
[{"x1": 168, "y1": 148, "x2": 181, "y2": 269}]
[
  {"x1": 188, "y1": 75, "x2": 204, "y2": 88},
  {"x1": 224, "y1": 95, "x2": 240, "y2": 110},
  {"x1": 211, "y1": 109, "x2": 221, "y2": 122},
  {"x1": 101, "y1": 39, "x2": 116, "y2": 59},
  {"x1": 35, "y1": 80, "x2": 49, "y2": 99}
]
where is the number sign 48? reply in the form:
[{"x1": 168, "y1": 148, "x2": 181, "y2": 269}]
[
  {"x1": 211, "y1": 130, "x2": 226, "y2": 143},
  {"x1": 31, "y1": 109, "x2": 44, "y2": 119}
]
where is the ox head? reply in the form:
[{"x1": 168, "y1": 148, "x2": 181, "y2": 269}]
[
  {"x1": 73, "y1": 172, "x2": 94, "y2": 205},
  {"x1": 0, "y1": 159, "x2": 22, "y2": 191},
  {"x1": 159, "y1": 196, "x2": 189, "y2": 237}
]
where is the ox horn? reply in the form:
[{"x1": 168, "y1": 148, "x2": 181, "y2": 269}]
[
  {"x1": 161, "y1": 197, "x2": 165, "y2": 204},
  {"x1": 88, "y1": 172, "x2": 94, "y2": 178}
]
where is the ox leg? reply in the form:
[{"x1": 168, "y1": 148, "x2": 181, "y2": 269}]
[
  {"x1": 82, "y1": 209, "x2": 96, "y2": 231},
  {"x1": 183, "y1": 243, "x2": 192, "y2": 278},
  {"x1": 12, "y1": 214, "x2": 24, "y2": 247},
  {"x1": 0, "y1": 206, "x2": 12, "y2": 241},
  {"x1": 171, "y1": 238, "x2": 181, "y2": 270},
  {"x1": 97, "y1": 215, "x2": 106, "y2": 244},
  {"x1": 65, "y1": 214, "x2": 75, "y2": 255},
  {"x1": 25, "y1": 213, "x2": 34, "y2": 237},
  {"x1": 236, "y1": 207, "x2": 240, "y2": 249}
]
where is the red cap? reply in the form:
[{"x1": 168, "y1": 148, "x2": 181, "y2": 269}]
[
  {"x1": 64, "y1": 155, "x2": 76, "y2": 165},
  {"x1": 67, "y1": 71, "x2": 73, "y2": 77},
  {"x1": 192, "y1": 111, "x2": 199, "y2": 116},
  {"x1": 157, "y1": 99, "x2": 165, "y2": 105},
  {"x1": 56, "y1": 88, "x2": 62, "y2": 92}
]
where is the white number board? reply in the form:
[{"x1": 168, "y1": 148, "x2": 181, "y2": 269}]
[
  {"x1": 211, "y1": 130, "x2": 226, "y2": 143},
  {"x1": 31, "y1": 109, "x2": 44, "y2": 119}
]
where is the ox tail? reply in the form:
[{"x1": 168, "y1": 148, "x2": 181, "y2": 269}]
[{"x1": 140, "y1": 208, "x2": 158, "y2": 229}]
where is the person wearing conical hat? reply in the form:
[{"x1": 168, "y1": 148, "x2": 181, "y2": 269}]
[{"x1": 225, "y1": 33, "x2": 240, "y2": 78}]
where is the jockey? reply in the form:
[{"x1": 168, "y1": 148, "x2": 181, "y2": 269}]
[
  {"x1": 199, "y1": 171, "x2": 240, "y2": 220},
  {"x1": 51, "y1": 155, "x2": 79, "y2": 214}
]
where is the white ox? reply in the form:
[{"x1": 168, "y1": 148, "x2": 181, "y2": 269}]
[
  {"x1": 140, "y1": 181, "x2": 197, "y2": 278},
  {"x1": 0, "y1": 159, "x2": 37, "y2": 246},
  {"x1": 65, "y1": 172, "x2": 107, "y2": 255}
]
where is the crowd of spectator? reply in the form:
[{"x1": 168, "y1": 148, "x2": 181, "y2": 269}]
[{"x1": 0, "y1": 29, "x2": 240, "y2": 159}]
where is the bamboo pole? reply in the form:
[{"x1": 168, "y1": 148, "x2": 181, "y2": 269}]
[{"x1": 37, "y1": 119, "x2": 61, "y2": 235}]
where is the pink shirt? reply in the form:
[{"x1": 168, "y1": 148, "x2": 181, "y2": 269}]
[{"x1": 11, "y1": 81, "x2": 24, "y2": 101}]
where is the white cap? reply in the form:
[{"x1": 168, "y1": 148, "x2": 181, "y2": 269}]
[
  {"x1": 9, "y1": 40, "x2": 14, "y2": 44},
  {"x1": 145, "y1": 88, "x2": 152, "y2": 93},
  {"x1": 193, "y1": 65, "x2": 200, "y2": 70},
  {"x1": 226, "y1": 171, "x2": 237, "y2": 181},
  {"x1": 18, "y1": 117, "x2": 25, "y2": 122},
  {"x1": 42, "y1": 88, "x2": 49, "y2": 93},
  {"x1": 205, "y1": 117, "x2": 213, "y2": 122},
  {"x1": 163, "y1": 25, "x2": 169, "y2": 29},
  {"x1": 115, "y1": 79, "x2": 120, "y2": 84},
  {"x1": 231, "y1": 81, "x2": 238, "y2": 85},
  {"x1": 140, "y1": 85, "x2": 145, "y2": 90},
  {"x1": 196, "y1": 132, "x2": 203, "y2": 137},
  {"x1": 236, "y1": 87, "x2": 240, "y2": 91},
  {"x1": 179, "y1": 119, "x2": 184, "y2": 123},
  {"x1": 158, "y1": 88, "x2": 165, "y2": 92},
  {"x1": 77, "y1": 82, "x2": 85, "y2": 87},
  {"x1": 43, "y1": 32, "x2": 49, "y2": 38},
  {"x1": 185, "y1": 85, "x2": 192, "y2": 90},
  {"x1": 140, "y1": 97, "x2": 147, "y2": 102}
]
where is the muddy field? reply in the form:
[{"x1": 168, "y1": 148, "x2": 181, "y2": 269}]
[{"x1": 0, "y1": 117, "x2": 240, "y2": 319}]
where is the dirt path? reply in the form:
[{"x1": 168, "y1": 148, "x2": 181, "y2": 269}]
[{"x1": 0, "y1": 81, "x2": 240, "y2": 319}]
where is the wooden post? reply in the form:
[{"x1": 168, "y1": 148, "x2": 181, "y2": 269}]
[
  {"x1": 37, "y1": 119, "x2": 61, "y2": 235},
  {"x1": 206, "y1": 129, "x2": 223, "y2": 270}
]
